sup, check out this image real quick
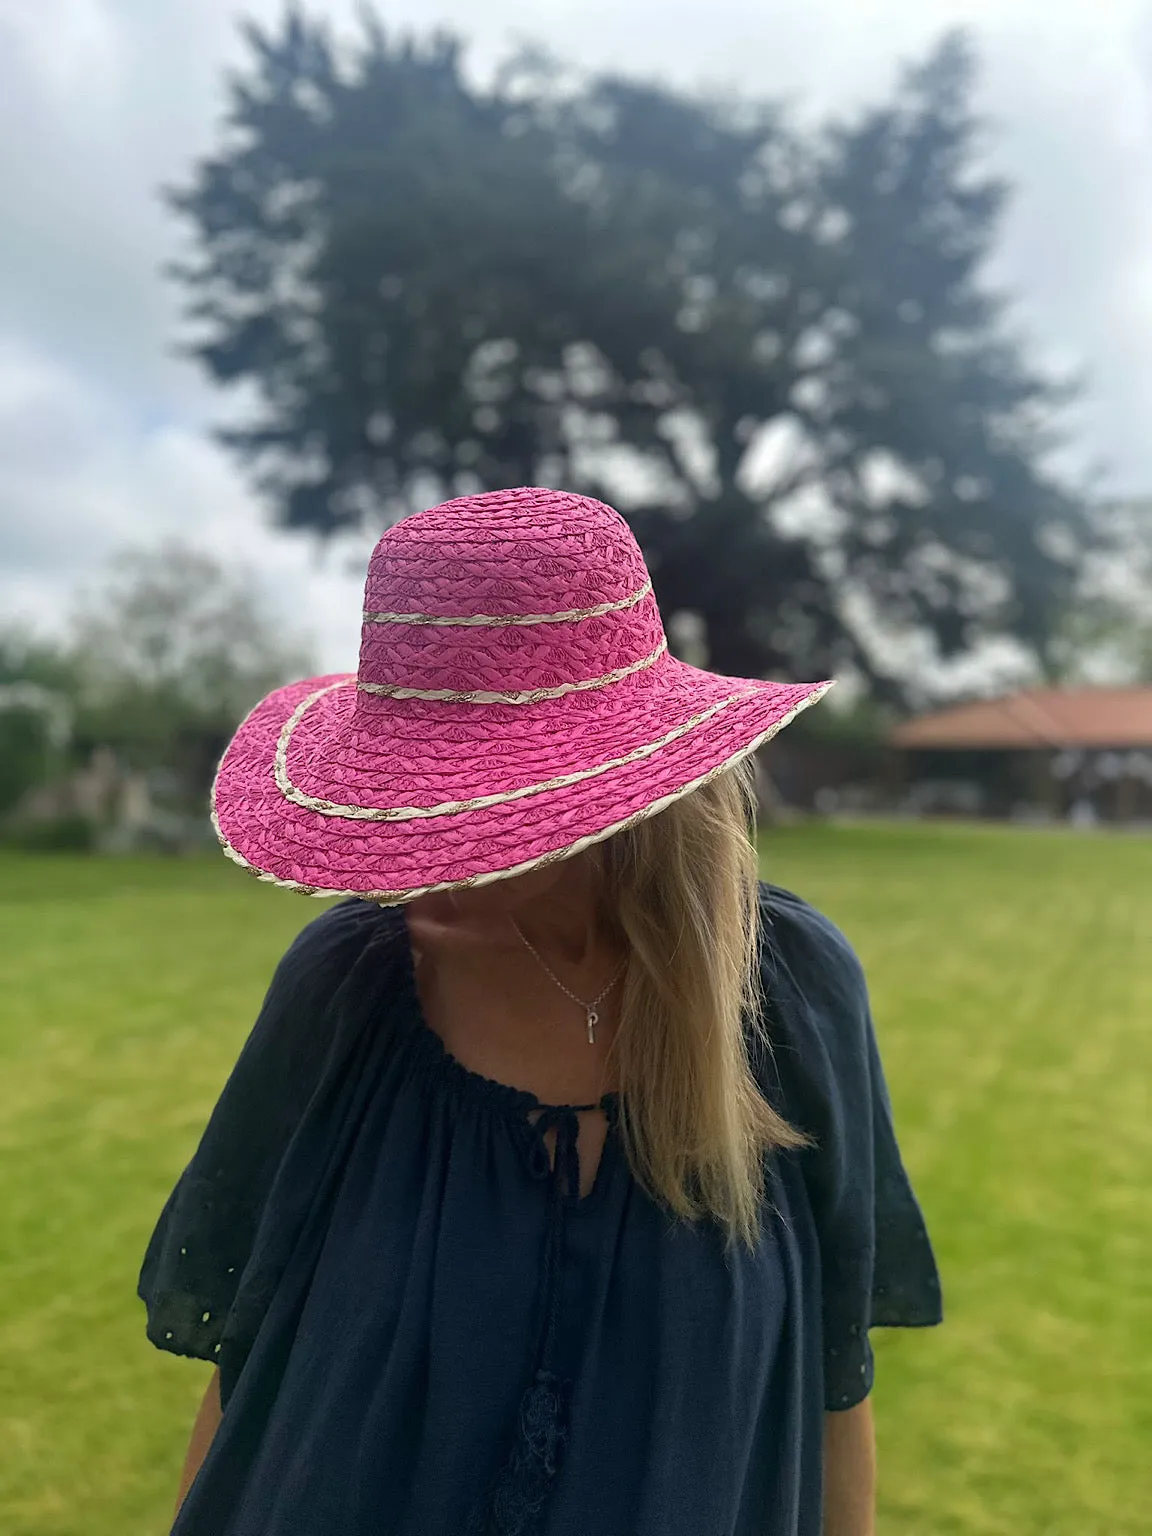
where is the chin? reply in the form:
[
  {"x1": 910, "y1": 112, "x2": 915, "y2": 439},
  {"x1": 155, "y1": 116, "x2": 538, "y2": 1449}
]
[{"x1": 449, "y1": 864, "x2": 569, "y2": 915}]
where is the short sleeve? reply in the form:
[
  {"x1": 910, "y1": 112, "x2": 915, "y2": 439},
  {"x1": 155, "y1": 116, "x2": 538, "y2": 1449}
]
[
  {"x1": 755, "y1": 883, "x2": 943, "y2": 1412},
  {"x1": 136, "y1": 897, "x2": 384, "y2": 1377}
]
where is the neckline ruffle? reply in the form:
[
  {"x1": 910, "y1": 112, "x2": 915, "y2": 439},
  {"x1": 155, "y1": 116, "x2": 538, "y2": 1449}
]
[{"x1": 374, "y1": 902, "x2": 621, "y2": 1127}]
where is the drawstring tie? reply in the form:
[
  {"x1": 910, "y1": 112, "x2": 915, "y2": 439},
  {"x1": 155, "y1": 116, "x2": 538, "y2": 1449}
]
[{"x1": 464, "y1": 1105, "x2": 589, "y2": 1536}]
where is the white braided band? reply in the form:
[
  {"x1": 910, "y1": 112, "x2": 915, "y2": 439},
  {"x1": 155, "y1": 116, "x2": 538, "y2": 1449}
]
[
  {"x1": 363, "y1": 578, "x2": 652, "y2": 627},
  {"x1": 211, "y1": 679, "x2": 836, "y2": 903},
  {"x1": 357, "y1": 636, "x2": 667, "y2": 705},
  {"x1": 275, "y1": 680, "x2": 762, "y2": 820}
]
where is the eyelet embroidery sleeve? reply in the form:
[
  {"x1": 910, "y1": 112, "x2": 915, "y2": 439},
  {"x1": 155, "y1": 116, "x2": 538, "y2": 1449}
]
[
  {"x1": 136, "y1": 898, "x2": 382, "y2": 1381},
  {"x1": 755, "y1": 883, "x2": 943, "y2": 1412}
]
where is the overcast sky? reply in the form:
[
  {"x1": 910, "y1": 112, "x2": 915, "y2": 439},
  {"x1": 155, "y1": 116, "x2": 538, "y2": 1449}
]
[{"x1": 3, "y1": 0, "x2": 1152, "y2": 673}]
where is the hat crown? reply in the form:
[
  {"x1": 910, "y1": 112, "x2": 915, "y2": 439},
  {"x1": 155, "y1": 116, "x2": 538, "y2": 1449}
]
[{"x1": 357, "y1": 489, "x2": 666, "y2": 702}]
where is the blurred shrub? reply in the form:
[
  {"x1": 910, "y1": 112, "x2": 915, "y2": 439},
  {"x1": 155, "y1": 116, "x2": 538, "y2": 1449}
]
[{"x1": 3, "y1": 814, "x2": 96, "y2": 852}]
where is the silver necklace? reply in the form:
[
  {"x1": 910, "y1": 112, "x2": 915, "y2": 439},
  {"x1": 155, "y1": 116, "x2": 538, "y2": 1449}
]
[{"x1": 510, "y1": 918, "x2": 628, "y2": 1044}]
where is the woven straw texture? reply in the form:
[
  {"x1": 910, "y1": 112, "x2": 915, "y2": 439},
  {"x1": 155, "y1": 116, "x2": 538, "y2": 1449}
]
[{"x1": 212, "y1": 488, "x2": 832, "y2": 902}]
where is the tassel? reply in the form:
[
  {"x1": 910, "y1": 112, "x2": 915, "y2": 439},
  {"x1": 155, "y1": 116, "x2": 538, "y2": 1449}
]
[{"x1": 464, "y1": 1369, "x2": 571, "y2": 1536}]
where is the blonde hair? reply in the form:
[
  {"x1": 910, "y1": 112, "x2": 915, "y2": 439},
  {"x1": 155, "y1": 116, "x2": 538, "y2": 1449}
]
[{"x1": 598, "y1": 754, "x2": 808, "y2": 1254}]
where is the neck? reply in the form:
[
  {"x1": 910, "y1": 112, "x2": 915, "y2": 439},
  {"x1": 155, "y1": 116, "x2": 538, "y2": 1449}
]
[
  {"x1": 448, "y1": 859, "x2": 615, "y2": 968},
  {"x1": 510, "y1": 894, "x2": 603, "y2": 968}
]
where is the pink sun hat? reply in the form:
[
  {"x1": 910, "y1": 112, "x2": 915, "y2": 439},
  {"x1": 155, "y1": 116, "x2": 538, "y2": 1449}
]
[{"x1": 212, "y1": 487, "x2": 834, "y2": 902}]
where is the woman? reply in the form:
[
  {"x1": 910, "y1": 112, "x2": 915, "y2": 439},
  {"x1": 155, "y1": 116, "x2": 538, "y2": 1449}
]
[{"x1": 139, "y1": 487, "x2": 941, "y2": 1536}]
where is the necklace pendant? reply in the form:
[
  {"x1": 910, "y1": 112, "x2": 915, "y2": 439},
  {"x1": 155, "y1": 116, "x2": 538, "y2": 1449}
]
[{"x1": 586, "y1": 1008, "x2": 598, "y2": 1045}]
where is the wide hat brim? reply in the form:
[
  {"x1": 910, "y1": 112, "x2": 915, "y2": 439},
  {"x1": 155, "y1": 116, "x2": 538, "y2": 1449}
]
[{"x1": 212, "y1": 652, "x2": 832, "y2": 903}]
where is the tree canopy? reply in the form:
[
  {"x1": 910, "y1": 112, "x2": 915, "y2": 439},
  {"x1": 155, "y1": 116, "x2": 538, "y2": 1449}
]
[
  {"x1": 168, "y1": 10, "x2": 1090, "y2": 703},
  {"x1": 0, "y1": 545, "x2": 310, "y2": 823},
  {"x1": 69, "y1": 541, "x2": 312, "y2": 795},
  {"x1": 1052, "y1": 498, "x2": 1152, "y2": 685}
]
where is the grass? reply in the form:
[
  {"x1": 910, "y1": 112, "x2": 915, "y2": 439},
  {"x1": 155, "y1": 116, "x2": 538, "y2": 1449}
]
[{"x1": 1, "y1": 823, "x2": 1149, "y2": 1534}]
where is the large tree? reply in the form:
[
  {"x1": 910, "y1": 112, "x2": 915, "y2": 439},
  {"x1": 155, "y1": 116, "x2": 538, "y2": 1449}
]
[{"x1": 168, "y1": 11, "x2": 1090, "y2": 702}]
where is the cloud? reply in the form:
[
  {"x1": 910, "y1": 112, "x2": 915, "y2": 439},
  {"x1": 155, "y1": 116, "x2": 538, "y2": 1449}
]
[{"x1": 0, "y1": 339, "x2": 370, "y2": 672}]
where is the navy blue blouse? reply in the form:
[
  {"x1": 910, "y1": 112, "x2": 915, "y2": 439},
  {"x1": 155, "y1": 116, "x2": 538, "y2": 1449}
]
[{"x1": 138, "y1": 884, "x2": 941, "y2": 1536}]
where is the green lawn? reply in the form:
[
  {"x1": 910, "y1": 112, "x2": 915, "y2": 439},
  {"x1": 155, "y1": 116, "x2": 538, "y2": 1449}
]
[{"x1": 1, "y1": 824, "x2": 1149, "y2": 1535}]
